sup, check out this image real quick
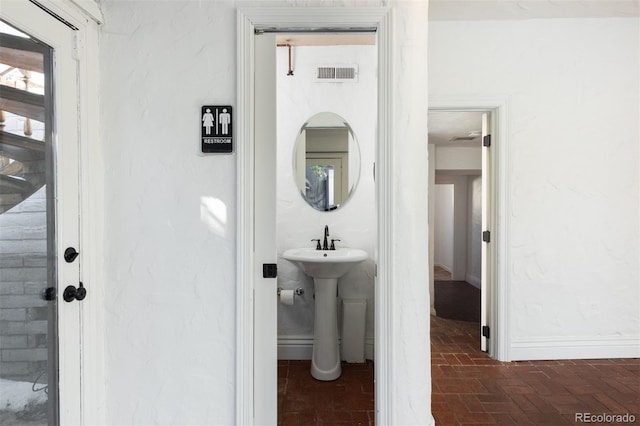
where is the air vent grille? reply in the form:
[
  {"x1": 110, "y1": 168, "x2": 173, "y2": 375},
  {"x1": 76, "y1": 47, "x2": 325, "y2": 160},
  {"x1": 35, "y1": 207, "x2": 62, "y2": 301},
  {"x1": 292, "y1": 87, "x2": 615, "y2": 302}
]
[
  {"x1": 316, "y1": 64, "x2": 358, "y2": 82},
  {"x1": 317, "y1": 67, "x2": 336, "y2": 79}
]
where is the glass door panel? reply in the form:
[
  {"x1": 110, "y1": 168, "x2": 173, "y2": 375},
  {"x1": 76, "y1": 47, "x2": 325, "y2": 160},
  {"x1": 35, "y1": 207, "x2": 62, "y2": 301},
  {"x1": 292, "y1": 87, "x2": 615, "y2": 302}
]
[{"x1": 0, "y1": 19, "x2": 56, "y2": 426}]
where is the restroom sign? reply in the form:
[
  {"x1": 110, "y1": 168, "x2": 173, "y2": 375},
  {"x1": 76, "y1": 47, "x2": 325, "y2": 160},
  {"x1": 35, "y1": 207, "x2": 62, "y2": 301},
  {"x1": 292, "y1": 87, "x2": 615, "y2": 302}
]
[{"x1": 201, "y1": 105, "x2": 233, "y2": 153}]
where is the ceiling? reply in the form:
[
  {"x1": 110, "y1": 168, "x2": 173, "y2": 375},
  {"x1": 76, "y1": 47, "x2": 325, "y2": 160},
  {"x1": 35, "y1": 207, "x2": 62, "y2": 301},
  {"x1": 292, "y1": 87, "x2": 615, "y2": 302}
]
[
  {"x1": 275, "y1": 33, "x2": 375, "y2": 46},
  {"x1": 429, "y1": 0, "x2": 639, "y2": 20},
  {"x1": 428, "y1": 111, "x2": 484, "y2": 146},
  {"x1": 274, "y1": 2, "x2": 638, "y2": 46}
]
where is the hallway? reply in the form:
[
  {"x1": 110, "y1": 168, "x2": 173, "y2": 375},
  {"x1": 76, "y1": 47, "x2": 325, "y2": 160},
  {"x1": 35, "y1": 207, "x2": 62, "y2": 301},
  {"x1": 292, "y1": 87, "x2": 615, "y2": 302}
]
[{"x1": 431, "y1": 316, "x2": 640, "y2": 425}]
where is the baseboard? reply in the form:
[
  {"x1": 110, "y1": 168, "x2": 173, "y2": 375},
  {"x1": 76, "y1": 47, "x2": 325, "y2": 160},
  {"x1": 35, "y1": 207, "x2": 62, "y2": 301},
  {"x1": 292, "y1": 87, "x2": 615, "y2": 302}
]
[
  {"x1": 277, "y1": 336, "x2": 314, "y2": 360},
  {"x1": 465, "y1": 274, "x2": 481, "y2": 289},
  {"x1": 365, "y1": 337, "x2": 374, "y2": 360},
  {"x1": 510, "y1": 336, "x2": 640, "y2": 361},
  {"x1": 278, "y1": 335, "x2": 375, "y2": 361}
]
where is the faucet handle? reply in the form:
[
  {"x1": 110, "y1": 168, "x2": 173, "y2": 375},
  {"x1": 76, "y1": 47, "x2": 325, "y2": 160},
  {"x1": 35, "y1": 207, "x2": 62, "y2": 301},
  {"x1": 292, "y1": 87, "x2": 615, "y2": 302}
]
[
  {"x1": 330, "y1": 239, "x2": 340, "y2": 250},
  {"x1": 311, "y1": 239, "x2": 321, "y2": 250}
]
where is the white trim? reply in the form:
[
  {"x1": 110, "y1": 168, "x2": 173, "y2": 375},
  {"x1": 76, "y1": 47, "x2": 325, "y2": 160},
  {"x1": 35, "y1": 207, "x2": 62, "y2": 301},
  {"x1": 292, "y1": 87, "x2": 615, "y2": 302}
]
[
  {"x1": 43, "y1": 2, "x2": 105, "y2": 424},
  {"x1": 429, "y1": 96, "x2": 511, "y2": 362},
  {"x1": 511, "y1": 336, "x2": 640, "y2": 361},
  {"x1": 236, "y1": 10, "x2": 254, "y2": 426},
  {"x1": 75, "y1": 15, "x2": 105, "y2": 426},
  {"x1": 237, "y1": 7, "x2": 392, "y2": 425},
  {"x1": 69, "y1": 0, "x2": 103, "y2": 24},
  {"x1": 33, "y1": 0, "x2": 103, "y2": 25},
  {"x1": 47, "y1": 5, "x2": 105, "y2": 423},
  {"x1": 375, "y1": 10, "x2": 393, "y2": 426}
]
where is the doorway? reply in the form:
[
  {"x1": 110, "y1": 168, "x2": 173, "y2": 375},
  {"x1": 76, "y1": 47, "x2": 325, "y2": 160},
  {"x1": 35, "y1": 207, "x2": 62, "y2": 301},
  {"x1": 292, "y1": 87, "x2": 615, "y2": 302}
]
[
  {"x1": 428, "y1": 108, "x2": 496, "y2": 355},
  {"x1": 236, "y1": 8, "x2": 393, "y2": 425},
  {"x1": 274, "y1": 32, "x2": 377, "y2": 423}
]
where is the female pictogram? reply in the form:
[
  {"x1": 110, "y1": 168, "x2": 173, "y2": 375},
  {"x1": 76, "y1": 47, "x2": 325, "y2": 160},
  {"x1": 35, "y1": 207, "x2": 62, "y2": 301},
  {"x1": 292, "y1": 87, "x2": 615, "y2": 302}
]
[{"x1": 202, "y1": 108, "x2": 215, "y2": 135}]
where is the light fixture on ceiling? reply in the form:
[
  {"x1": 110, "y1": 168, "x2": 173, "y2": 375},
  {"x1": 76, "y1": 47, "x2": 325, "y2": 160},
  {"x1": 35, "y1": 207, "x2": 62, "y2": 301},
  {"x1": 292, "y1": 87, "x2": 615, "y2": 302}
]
[{"x1": 449, "y1": 130, "x2": 481, "y2": 142}]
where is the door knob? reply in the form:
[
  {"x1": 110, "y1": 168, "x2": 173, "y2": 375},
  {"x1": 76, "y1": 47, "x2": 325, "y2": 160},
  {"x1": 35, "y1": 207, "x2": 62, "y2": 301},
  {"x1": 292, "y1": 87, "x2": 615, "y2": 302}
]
[
  {"x1": 64, "y1": 247, "x2": 79, "y2": 263},
  {"x1": 43, "y1": 287, "x2": 56, "y2": 301},
  {"x1": 63, "y1": 282, "x2": 86, "y2": 302}
]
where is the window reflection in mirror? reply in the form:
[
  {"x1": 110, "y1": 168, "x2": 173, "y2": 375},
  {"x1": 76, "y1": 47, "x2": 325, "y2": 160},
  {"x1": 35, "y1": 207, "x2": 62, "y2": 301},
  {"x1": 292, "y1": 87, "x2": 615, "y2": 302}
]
[{"x1": 293, "y1": 112, "x2": 360, "y2": 211}]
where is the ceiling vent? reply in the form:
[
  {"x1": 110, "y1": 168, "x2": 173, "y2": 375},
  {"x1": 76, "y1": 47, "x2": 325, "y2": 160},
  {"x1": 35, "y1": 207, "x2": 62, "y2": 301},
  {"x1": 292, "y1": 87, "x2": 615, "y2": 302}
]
[{"x1": 316, "y1": 64, "x2": 358, "y2": 82}]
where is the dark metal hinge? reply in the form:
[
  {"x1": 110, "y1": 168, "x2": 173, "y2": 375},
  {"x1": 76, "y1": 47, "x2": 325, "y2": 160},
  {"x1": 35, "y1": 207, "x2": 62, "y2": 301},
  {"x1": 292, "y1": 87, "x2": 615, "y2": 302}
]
[
  {"x1": 482, "y1": 325, "x2": 490, "y2": 339},
  {"x1": 482, "y1": 230, "x2": 491, "y2": 243},
  {"x1": 483, "y1": 134, "x2": 492, "y2": 147},
  {"x1": 263, "y1": 263, "x2": 277, "y2": 278}
]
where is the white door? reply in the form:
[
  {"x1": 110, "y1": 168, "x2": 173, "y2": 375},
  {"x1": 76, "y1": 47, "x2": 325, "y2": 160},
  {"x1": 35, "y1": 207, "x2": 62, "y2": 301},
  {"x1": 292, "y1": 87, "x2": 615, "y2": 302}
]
[
  {"x1": 253, "y1": 33, "x2": 278, "y2": 425},
  {"x1": 0, "y1": 1, "x2": 82, "y2": 424},
  {"x1": 480, "y1": 112, "x2": 491, "y2": 352}
]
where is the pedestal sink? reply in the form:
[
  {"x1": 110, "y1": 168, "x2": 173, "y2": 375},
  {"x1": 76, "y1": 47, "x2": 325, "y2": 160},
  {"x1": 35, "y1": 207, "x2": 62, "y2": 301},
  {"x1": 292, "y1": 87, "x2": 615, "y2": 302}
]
[{"x1": 283, "y1": 247, "x2": 368, "y2": 381}]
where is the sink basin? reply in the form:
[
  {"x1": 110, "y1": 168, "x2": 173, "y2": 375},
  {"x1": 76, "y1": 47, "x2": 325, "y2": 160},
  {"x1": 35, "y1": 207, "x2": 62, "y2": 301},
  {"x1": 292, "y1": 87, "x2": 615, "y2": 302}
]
[
  {"x1": 283, "y1": 247, "x2": 368, "y2": 381},
  {"x1": 283, "y1": 247, "x2": 368, "y2": 279}
]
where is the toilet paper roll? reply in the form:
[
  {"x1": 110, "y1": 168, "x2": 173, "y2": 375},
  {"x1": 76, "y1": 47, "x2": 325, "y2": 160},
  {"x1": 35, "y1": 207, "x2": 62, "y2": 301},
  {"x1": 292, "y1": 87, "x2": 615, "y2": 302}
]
[{"x1": 279, "y1": 289, "x2": 295, "y2": 306}]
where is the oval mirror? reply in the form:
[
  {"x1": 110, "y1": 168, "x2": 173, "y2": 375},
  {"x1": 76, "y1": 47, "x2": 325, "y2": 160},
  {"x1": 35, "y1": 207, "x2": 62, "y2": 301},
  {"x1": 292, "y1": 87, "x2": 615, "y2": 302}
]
[{"x1": 293, "y1": 112, "x2": 361, "y2": 212}]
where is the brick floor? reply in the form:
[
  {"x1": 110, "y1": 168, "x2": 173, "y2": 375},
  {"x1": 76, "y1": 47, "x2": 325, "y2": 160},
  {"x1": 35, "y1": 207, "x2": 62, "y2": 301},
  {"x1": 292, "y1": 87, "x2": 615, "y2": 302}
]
[
  {"x1": 278, "y1": 359, "x2": 374, "y2": 425},
  {"x1": 278, "y1": 316, "x2": 640, "y2": 425},
  {"x1": 431, "y1": 315, "x2": 640, "y2": 425}
]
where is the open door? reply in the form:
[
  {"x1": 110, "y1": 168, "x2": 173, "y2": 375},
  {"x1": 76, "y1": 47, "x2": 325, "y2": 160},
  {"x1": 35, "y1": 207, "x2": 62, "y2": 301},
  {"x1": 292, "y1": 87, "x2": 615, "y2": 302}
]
[
  {"x1": 253, "y1": 33, "x2": 278, "y2": 424},
  {"x1": 480, "y1": 113, "x2": 491, "y2": 352}
]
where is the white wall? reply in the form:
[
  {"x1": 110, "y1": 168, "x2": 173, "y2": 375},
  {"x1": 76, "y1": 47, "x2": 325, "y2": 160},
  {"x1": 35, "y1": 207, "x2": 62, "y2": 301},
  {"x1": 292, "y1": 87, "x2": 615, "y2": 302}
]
[
  {"x1": 435, "y1": 173, "x2": 471, "y2": 281},
  {"x1": 275, "y1": 44, "x2": 377, "y2": 358},
  {"x1": 433, "y1": 184, "x2": 454, "y2": 271},
  {"x1": 430, "y1": 17, "x2": 640, "y2": 360},
  {"x1": 100, "y1": 2, "x2": 237, "y2": 424},
  {"x1": 435, "y1": 145, "x2": 481, "y2": 171},
  {"x1": 100, "y1": 1, "x2": 432, "y2": 425}
]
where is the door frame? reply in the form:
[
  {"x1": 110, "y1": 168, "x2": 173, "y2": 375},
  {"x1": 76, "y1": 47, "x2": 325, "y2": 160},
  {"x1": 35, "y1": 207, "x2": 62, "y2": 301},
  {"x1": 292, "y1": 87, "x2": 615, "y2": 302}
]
[
  {"x1": 236, "y1": 7, "x2": 392, "y2": 424},
  {"x1": 428, "y1": 97, "x2": 511, "y2": 361},
  {"x1": 1, "y1": 0, "x2": 105, "y2": 424}
]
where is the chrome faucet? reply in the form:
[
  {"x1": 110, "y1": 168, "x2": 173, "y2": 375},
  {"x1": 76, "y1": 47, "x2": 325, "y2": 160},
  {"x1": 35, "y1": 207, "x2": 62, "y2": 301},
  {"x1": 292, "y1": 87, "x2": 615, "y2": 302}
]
[{"x1": 323, "y1": 225, "x2": 330, "y2": 250}]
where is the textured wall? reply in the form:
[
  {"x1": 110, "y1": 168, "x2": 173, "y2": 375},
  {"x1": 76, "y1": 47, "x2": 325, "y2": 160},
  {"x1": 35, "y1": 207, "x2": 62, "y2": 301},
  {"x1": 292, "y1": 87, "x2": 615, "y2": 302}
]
[
  {"x1": 100, "y1": 2, "x2": 237, "y2": 424},
  {"x1": 275, "y1": 44, "x2": 377, "y2": 353},
  {"x1": 100, "y1": 1, "x2": 432, "y2": 425},
  {"x1": 430, "y1": 17, "x2": 640, "y2": 359}
]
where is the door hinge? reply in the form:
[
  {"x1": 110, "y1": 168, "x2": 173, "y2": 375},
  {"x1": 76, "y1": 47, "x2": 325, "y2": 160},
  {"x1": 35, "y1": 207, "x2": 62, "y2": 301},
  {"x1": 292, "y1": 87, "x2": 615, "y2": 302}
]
[
  {"x1": 483, "y1": 134, "x2": 492, "y2": 147},
  {"x1": 482, "y1": 230, "x2": 491, "y2": 243},
  {"x1": 263, "y1": 263, "x2": 277, "y2": 278},
  {"x1": 482, "y1": 325, "x2": 490, "y2": 339}
]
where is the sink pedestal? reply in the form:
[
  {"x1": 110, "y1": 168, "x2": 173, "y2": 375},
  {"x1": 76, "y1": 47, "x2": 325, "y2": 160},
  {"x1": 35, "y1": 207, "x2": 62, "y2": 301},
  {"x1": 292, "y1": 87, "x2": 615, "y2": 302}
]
[
  {"x1": 311, "y1": 278, "x2": 341, "y2": 381},
  {"x1": 282, "y1": 247, "x2": 369, "y2": 381}
]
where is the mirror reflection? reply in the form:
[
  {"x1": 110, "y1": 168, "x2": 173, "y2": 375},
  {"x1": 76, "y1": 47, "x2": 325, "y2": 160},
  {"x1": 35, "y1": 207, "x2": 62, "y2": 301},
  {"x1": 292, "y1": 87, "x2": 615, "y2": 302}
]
[{"x1": 293, "y1": 112, "x2": 360, "y2": 211}]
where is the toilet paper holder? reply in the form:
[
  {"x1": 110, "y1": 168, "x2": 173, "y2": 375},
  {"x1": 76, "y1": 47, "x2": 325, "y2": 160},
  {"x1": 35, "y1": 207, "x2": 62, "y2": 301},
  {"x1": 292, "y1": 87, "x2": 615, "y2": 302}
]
[{"x1": 277, "y1": 287, "x2": 304, "y2": 296}]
